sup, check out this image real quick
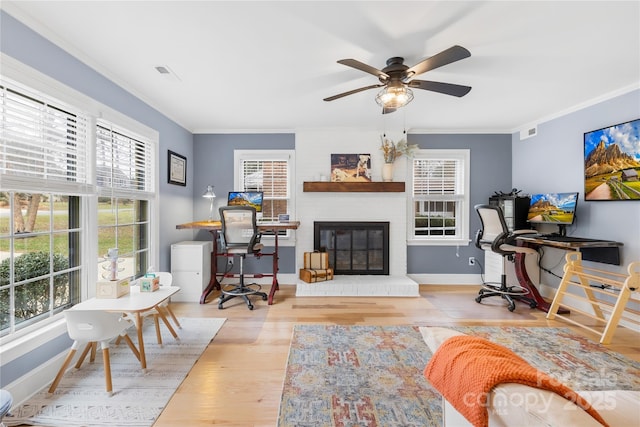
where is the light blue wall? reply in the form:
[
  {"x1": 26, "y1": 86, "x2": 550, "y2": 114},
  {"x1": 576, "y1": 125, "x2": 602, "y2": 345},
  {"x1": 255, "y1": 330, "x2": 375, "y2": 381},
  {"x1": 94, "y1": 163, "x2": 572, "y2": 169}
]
[
  {"x1": 512, "y1": 89, "x2": 640, "y2": 279},
  {"x1": 0, "y1": 11, "x2": 195, "y2": 271},
  {"x1": 406, "y1": 133, "x2": 513, "y2": 273},
  {"x1": 1, "y1": 10, "x2": 194, "y2": 388},
  {"x1": 191, "y1": 134, "x2": 297, "y2": 274}
]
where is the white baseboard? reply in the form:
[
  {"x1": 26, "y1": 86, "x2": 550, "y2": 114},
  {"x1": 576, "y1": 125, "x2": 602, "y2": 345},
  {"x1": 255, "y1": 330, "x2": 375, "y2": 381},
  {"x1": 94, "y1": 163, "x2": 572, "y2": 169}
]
[
  {"x1": 218, "y1": 273, "x2": 298, "y2": 286},
  {"x1": 410, "y1": 273, "x2": 483, "y2": 285},
  {"x1": 4, "y1": 349, "x2": 68, "y2": 408}
]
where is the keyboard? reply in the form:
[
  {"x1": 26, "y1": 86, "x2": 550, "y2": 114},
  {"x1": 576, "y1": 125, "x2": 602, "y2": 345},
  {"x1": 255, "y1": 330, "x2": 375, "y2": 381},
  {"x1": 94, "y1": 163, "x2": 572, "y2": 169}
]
[{"x1": 527, "y1": 234, "x2": 602, "y2": 243}]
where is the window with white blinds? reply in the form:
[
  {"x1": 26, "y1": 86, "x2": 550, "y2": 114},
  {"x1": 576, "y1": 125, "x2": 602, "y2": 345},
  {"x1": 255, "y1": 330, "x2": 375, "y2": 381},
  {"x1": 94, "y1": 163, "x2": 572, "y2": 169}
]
[
  {"x1": 96, "y1": 120, "x2": 154, "y2": 198},
  {"x1": 1, "y1": 59, "x2": 159, "y2": 340},
  {"x1": 0, "y1": 77, "x2": 85, "y2": 337},
  {"x1": 95, "y1": 120, "x2": 154, "y2": 280},
  {"x1": 410, "y1": 149, "x2": 470, "y2": 244},
  {"x1": 235, "y1": 150, "x2": 294, "y2": 234},
  {"x1": 0, "y1": 78, "x2": 90, "y2": 194}
]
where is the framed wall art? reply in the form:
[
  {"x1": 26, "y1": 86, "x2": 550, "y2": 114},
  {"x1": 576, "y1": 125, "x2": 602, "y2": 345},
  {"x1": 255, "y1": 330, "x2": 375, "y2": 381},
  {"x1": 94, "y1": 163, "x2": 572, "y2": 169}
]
[
  {"x1": 330, "y1": 153, "x2": 371, "y2": 182},
  {"x1": 584, "y1": 118, "x2": 640, "y2": 201},
  {"x1": 168, "y1": 150, "x2": 187, "y2": 186}
]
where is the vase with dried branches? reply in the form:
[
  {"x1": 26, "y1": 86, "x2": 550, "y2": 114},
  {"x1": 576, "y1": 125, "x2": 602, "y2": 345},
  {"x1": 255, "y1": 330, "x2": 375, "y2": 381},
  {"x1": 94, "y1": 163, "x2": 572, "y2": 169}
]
[{"x1": 379, "y1": 136, "x2": 418, "y2": 181}]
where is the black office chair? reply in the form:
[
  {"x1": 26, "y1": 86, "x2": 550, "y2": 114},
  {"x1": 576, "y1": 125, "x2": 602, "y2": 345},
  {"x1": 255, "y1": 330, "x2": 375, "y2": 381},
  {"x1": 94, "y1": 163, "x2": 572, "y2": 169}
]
[
  {"x1": 474, "y1": 204, "x2": 539, "y2": 312},
  {"x1": 218, "y1": 206, "x2": 268, "y2": 310}
]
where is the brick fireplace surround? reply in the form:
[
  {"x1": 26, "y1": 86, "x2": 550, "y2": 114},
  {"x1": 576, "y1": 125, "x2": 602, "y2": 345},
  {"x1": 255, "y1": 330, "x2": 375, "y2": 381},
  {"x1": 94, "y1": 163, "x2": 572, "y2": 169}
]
[{"x1": 294, "y1": 129, "x2": 420, "y2": 297}]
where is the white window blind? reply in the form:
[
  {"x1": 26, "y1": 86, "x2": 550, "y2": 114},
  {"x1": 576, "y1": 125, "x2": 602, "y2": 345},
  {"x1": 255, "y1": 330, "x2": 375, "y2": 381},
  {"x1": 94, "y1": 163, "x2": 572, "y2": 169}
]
[
  {"x1": 96, "y1": 120, "x2": 154, "y2": 197},
  {"x1": 241, "y1": 159, "x2": 289, "y2": 196},
  {"x1": 410, "y1": 149, "x2": 470, "y2": 243},
  {"x1": 413, "y1": 158, "x2": 461, "y2": 196},
  {"x1": 0, "y1": 77, "x2": 89, "y2": 193},
  {"x1": 234, "y1": 150, "x2": 295, "y2": 236}
]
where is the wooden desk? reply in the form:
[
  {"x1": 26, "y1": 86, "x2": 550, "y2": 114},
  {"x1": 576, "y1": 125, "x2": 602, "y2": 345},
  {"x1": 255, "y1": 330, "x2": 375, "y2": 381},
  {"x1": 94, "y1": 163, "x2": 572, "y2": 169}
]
[
  {"x1": 70, "y1": 285, "x2": 180, "y2": 370},
  {"x1": 514, "y1": 235, "x2": 623, "y2": 312},
  {"x1": 176, "y1": 220, "x2": 300, "y2": 305}
]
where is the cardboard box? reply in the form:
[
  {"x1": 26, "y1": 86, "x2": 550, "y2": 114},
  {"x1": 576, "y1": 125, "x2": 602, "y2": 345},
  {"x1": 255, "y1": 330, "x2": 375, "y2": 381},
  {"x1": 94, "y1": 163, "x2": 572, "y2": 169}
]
[
  {"x1": 96, "y1": 277, "x2": 130, "y2": 298},
  {"x1": 304, "y1": 251, "x2": 329, "y2": 270},
  {"x1": 140, "y1": 276, "x2": 160, "y2": 292},
  {"x1": 299, "y1": 268, "x2": 334, "y2": 283}
]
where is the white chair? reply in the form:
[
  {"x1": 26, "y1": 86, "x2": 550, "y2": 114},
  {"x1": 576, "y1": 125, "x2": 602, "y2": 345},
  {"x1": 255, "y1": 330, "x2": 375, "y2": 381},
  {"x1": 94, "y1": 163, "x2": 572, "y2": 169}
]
[
  {"x1": 48, "y1": 310, "x2": 140, "y2": 395},
  {"x1": 141, "y1": 272, "x2": 181, "y2": 346},
  {"x1": 474, "y1": 204, "x2": 539, "y2": 312}
]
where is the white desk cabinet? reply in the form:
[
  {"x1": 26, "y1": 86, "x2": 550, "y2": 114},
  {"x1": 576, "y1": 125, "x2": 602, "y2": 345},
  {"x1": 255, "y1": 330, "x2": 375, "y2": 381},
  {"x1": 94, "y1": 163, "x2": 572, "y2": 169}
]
[
  {"x1": 484, "y1": 250, "x2": 540, "y2": 287},
  {"x1": 170, "y1": 241, "x2": 212, "y2": 302}
]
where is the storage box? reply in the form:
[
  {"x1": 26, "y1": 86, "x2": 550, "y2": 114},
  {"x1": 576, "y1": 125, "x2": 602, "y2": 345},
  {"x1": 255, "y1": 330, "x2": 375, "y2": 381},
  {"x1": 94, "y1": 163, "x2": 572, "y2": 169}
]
[
  {"x1": 299, "y1": 268, "x2": 334, "y2": 283},
  {"x1": 96, "y1": 277, "x2": 130, "y2": 298},
  {"x1": 304, "y1": 251, "x2": 329, "y2": 270},
  {"x1": 140, "y1": 275, "x2": 160, "y2": 292}
]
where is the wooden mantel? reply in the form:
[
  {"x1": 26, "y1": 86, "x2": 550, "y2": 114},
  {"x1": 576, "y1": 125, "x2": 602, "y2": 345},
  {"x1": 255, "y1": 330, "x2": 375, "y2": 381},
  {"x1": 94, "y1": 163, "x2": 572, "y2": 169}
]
[{"x1": 303, "y1": 181, "x2": 405, "y2": 192}]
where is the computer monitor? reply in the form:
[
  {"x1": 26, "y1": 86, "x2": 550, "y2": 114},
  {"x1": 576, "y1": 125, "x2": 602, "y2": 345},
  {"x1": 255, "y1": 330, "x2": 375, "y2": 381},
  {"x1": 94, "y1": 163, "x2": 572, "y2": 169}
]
[
  {"x1": 227, "y1": 191, "x2": 264, "y2": 213},
  {"x1": 526, "y1": 192, "x2": 578, "y2": 236}
]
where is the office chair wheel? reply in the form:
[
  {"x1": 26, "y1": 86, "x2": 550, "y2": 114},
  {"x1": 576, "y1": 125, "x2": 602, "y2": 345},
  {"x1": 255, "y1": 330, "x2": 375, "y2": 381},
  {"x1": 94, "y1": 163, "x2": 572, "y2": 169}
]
[
  {"x1": 248, "y1": 304, "x2": 254, "y2": 310},
  {"x1": 218, "y1": 303, "x2": 224, "y2": 309},
  {"x1": 261, "y1": 295, "x2": 268, "y2": 301},
  {"x1": 475, "y1": 296, "x2": 482, "y2": 303},
  {"x1": 508, "y1": 302, "x2": 516, "y2": 312},
  {"x1": 529, "y1": 301, "x2": 537, "y2": 309}
]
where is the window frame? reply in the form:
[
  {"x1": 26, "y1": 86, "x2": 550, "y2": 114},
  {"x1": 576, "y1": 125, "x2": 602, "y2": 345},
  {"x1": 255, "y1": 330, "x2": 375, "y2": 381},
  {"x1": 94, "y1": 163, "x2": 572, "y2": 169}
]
[
  {"x1": 407, "y1": 149, "x2": 470, "y2": 246},
  {"x1": 0, "y1": 54, "x2": 159, "y2": 343},
  {"x1": 233, "y1": 149, "x2": 296, "y2": 245},
  {"x1": 95, "y1": 119, "x2": 157, "y2": 282}
]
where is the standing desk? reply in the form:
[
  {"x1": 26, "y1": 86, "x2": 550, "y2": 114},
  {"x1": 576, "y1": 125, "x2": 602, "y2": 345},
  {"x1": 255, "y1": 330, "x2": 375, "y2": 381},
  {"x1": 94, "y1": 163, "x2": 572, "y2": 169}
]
[
  {"x1": 515, "y1": 235, "x2": 623, "y2": 312},
  {"x1": 176, "y1": 220, "x2": 300, "y2": 305},
  {"x1": 69, "y1": 285, "x2": 180, "y2": 370}
]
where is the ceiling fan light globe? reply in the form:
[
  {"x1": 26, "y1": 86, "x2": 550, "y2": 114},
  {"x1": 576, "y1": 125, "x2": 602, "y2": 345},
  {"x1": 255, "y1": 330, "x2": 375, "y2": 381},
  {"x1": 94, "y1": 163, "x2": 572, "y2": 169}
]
[{"x1": 375, "y1": 86, "x2": 414, "y2": 108}]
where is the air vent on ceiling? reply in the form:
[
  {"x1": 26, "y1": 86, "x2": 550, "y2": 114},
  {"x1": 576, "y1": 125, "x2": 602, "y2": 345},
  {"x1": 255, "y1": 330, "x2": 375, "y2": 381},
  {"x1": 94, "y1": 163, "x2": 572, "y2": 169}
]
[
  {"x1": 154, "y1": 65, "x2": 181, "y2": 82},
  {"x1": 520, "y1": 125, "x2": 537, "y2": 140}
]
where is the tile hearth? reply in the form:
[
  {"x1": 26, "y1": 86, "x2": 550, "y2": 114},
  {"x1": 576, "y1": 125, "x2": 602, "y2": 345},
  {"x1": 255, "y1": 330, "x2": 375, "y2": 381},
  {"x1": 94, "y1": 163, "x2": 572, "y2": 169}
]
[{"x1": 296, "y1": 275, "x2": 419, "y2": 297}]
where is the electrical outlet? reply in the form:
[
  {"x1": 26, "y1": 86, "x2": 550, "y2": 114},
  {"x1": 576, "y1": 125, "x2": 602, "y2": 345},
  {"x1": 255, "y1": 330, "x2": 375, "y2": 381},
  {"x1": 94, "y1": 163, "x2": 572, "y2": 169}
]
[
  {"x1": 227, "y1": 258, "x2": 234, "y2": 266},
  {"x1": 468, "y1": 257, "x2": 476, "y2": 266}
]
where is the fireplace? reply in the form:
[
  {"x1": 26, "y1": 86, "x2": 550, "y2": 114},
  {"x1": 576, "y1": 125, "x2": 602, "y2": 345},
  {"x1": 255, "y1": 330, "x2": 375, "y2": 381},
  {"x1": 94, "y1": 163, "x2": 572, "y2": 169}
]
[{"x1": 314, "y1": 221, "x2": 390, "y2": 275}]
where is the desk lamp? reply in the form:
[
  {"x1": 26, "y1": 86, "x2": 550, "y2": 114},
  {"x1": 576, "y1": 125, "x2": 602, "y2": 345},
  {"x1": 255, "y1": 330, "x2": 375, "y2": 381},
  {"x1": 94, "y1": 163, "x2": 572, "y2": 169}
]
[{"x1": 202, "y1": 185, "x2": 217, "y2": 221}]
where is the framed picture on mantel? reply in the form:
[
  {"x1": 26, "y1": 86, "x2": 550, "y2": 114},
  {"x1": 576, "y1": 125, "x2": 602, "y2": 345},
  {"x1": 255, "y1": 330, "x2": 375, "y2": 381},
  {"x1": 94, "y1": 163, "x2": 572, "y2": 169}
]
[
  {"x1": 330, "y1": 153, "x2": 371, "y2": 182},
  {"x1": 168, "y1": 150, "x2": 187, "y2": 186}
]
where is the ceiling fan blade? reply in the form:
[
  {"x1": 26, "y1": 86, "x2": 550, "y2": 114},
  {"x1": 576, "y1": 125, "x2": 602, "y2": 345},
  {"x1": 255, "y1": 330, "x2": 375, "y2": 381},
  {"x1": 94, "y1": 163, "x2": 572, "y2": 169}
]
[
  {"x1": 323, "y1": 84, "x2": 383, "y2": 102},
  {"x1": 337, "y1": 59, "x2": 389, "y2": 80},
  {"x1": 382, "y1": 107, "x2": 397, "y2": 115},
  {"x1": 405, "y1": 45, "x2": 471, "y2": 78},
  {"x1": 408, "y1": 80, "x2": 472, "y2": 97}
]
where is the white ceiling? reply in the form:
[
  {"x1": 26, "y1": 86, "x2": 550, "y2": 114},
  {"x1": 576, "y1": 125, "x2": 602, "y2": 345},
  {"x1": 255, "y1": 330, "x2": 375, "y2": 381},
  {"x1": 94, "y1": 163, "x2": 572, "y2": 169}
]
[{"x1": 3, "y1": 1, "x2": 639, "y2": 134}]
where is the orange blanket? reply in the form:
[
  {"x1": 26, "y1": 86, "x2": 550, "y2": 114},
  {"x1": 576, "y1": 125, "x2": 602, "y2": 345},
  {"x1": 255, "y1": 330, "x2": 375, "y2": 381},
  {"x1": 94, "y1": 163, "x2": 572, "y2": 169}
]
[{"x1": 424, "y1": 335, "x2": 608, "y2": 427}]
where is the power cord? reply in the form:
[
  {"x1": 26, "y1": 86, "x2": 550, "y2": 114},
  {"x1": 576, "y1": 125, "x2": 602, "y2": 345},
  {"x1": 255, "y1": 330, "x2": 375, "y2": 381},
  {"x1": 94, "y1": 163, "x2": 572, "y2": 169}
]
[
  {"x1": 472, "y1": 257, "x2": 501, "y2": 287},
  {"x1": 537, "y1": 246, "x2": 566, "y2": 280}
]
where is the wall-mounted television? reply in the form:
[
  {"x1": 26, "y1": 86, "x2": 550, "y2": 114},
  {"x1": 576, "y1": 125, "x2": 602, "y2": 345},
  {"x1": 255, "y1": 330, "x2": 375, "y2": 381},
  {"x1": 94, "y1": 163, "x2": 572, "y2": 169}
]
[
  {"x1": 526, "y1": 192, "x2": 579, "y2": 236},
  {"x1": 584, "y1": 118, "x2": 640, "y2": 201},
  {"x1": 227, "y1": 191, "x2": 264, "y2": 212}
]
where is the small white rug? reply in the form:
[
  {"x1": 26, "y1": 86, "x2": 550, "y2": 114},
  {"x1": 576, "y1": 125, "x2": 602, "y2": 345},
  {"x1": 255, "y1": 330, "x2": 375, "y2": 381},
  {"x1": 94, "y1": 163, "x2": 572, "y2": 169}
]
[{"x1": 5, "y1": 317, "x2": 225, "y2": 427}]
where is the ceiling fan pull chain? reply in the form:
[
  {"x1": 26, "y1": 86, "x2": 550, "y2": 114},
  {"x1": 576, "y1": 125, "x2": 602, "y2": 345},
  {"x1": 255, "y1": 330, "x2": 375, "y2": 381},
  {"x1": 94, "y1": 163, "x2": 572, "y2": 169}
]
[{"x1": 403, "y1": 109, "x2": 407, "y2": 136}]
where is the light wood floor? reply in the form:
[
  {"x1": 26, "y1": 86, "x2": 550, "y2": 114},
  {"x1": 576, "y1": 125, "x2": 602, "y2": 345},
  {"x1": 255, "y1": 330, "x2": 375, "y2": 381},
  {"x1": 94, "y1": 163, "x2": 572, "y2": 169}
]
[{"x1": 155, "y1": 284, "x2": 640, "y2": 427}]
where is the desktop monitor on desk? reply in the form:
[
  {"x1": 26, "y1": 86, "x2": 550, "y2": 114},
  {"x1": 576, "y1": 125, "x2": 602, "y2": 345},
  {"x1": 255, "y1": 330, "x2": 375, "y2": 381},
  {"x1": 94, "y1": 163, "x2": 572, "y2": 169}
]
[
  {"x1": 526, "y1": 192, "x2": 578, "y2": 236},
  {"x1": 227, "y1": 191, "x2": 264, "y2": 214}
]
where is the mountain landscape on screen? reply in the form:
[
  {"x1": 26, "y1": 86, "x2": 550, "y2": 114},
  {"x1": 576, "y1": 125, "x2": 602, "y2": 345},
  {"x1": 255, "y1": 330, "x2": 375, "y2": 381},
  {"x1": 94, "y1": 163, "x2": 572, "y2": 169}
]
[{"x1": 584, "y1": 119, "x2": 640, "y2": 201}]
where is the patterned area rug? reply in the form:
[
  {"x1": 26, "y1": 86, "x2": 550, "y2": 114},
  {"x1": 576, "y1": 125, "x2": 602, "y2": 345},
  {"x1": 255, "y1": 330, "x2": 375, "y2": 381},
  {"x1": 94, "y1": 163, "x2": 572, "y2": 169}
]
[
  {"x1": 277, "y1": 325, "x2": 640, "y2": 427},
  {"x1": 6, "y1": 317, "x2": 226, "y2": 427}
]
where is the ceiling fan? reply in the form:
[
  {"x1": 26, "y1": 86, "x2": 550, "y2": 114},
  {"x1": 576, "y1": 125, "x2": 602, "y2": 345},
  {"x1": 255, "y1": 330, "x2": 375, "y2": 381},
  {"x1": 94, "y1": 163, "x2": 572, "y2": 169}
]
[{"x1": 324, "y1": 45, "x2": 472, "y2": 114}]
